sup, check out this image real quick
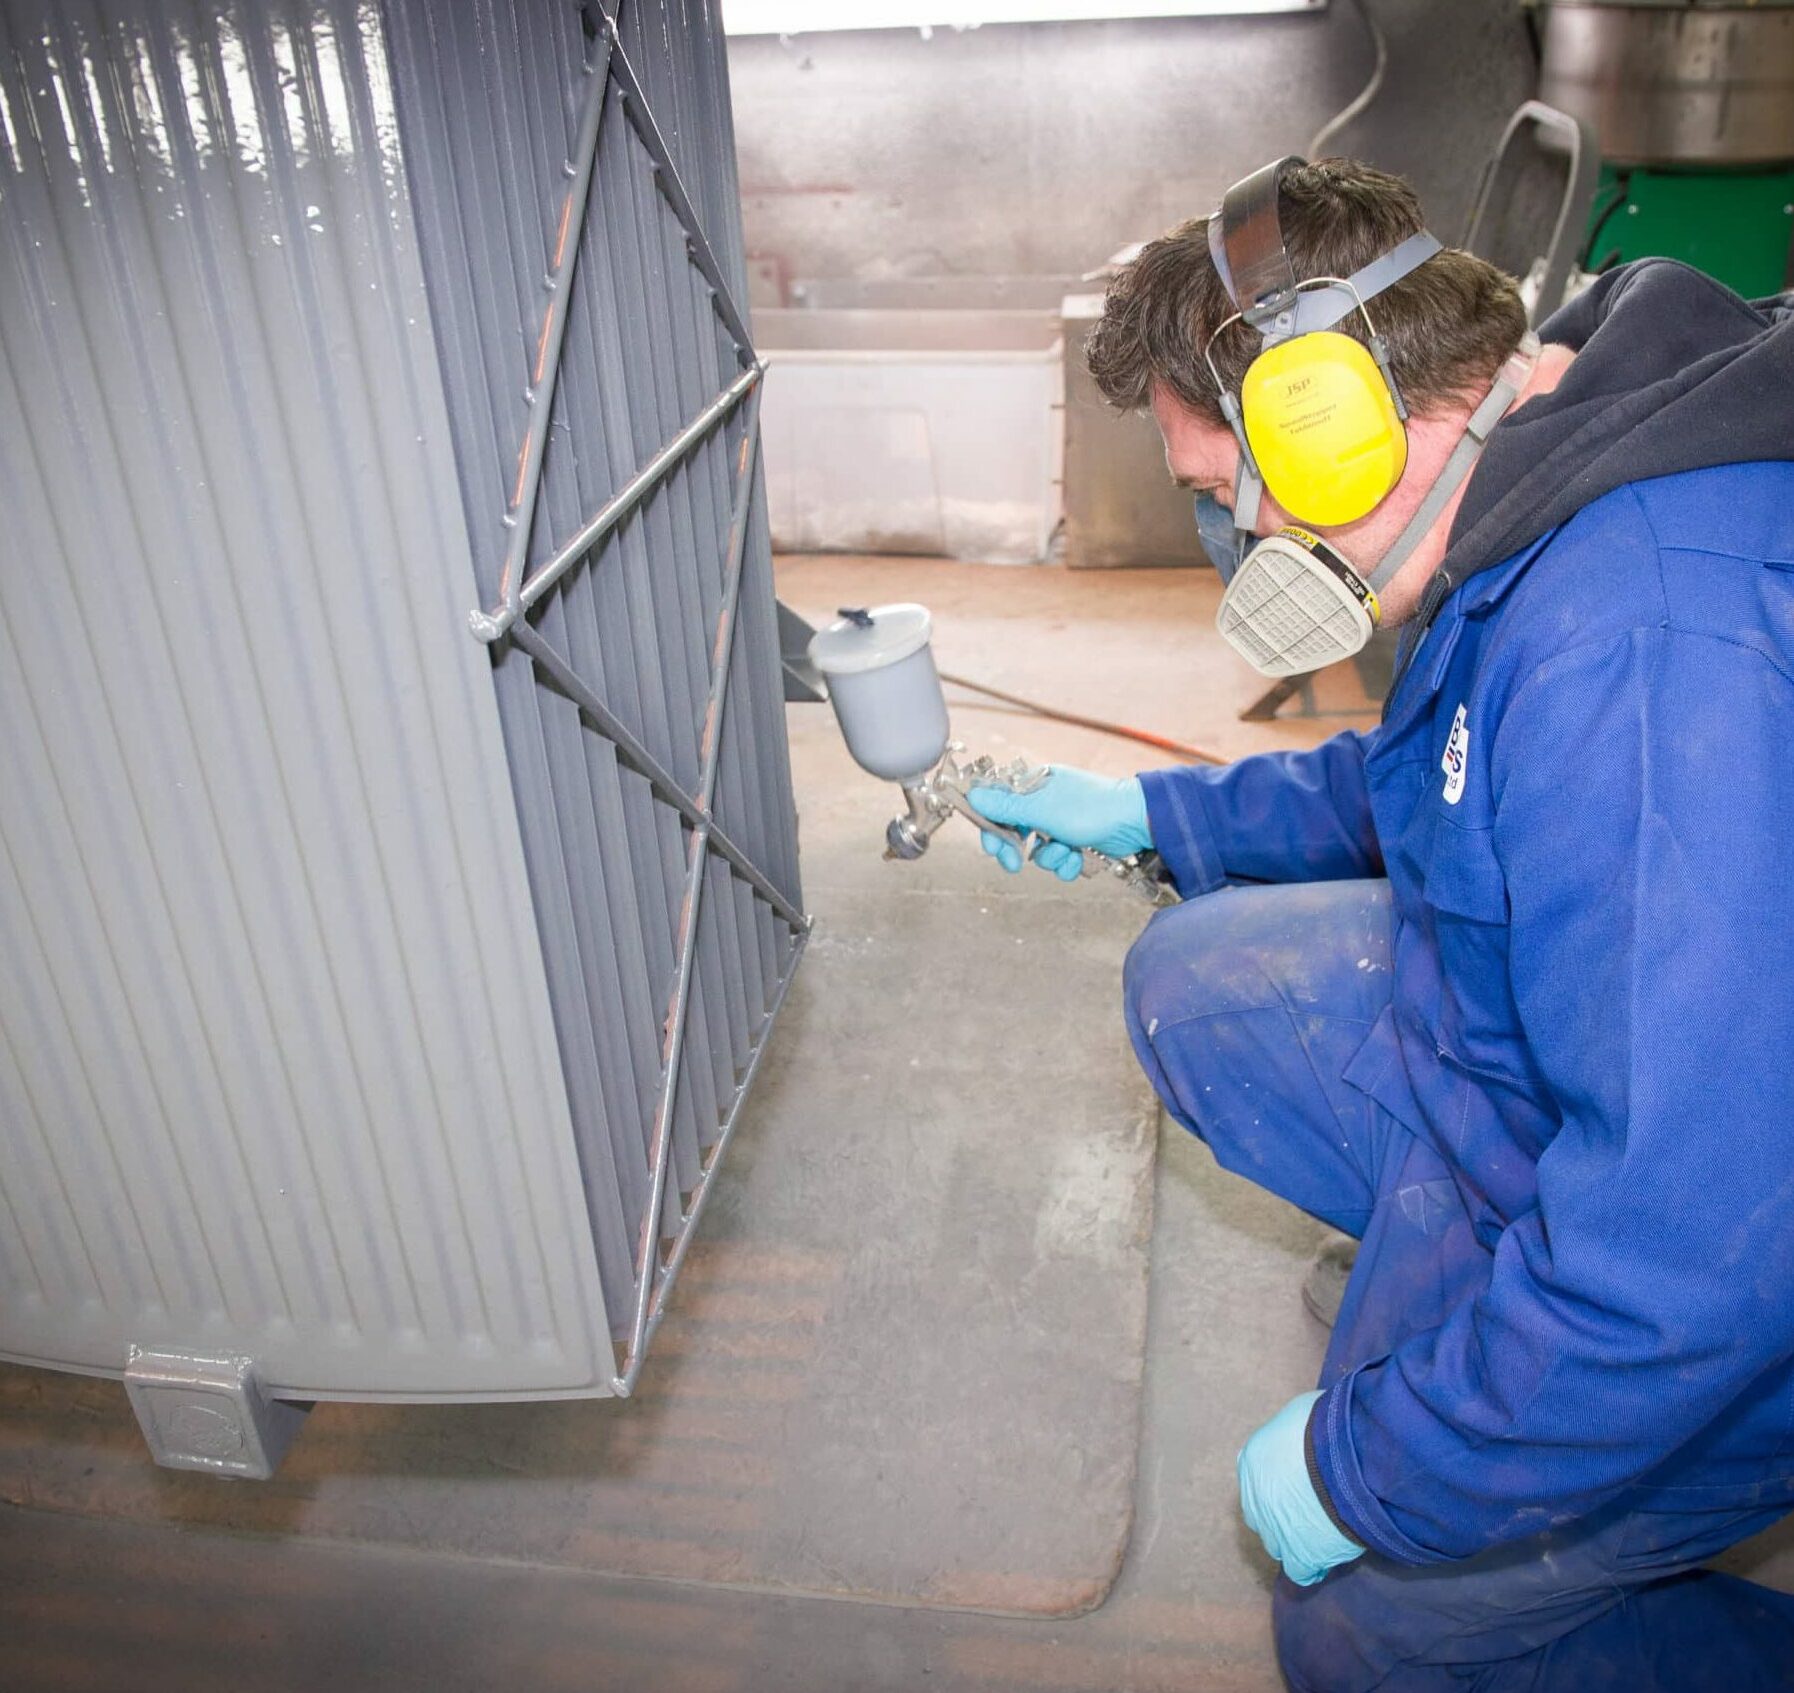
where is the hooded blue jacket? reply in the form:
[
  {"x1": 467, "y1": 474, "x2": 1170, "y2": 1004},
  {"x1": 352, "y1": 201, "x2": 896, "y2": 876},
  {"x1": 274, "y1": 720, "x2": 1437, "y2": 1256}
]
[{"x1": 1139, "y1": 262, "x2": 1794, "y2": 1565}]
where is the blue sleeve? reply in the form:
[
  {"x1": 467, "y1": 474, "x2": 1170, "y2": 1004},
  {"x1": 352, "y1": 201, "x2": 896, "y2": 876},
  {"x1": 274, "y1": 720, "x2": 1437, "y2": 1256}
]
[
  {"x1": 1137, "y1": 730, "x2": 1384, "y2": 897},
  {"x1": 1310, "y1": 627, "x2": 1794, "y2": 1563}
]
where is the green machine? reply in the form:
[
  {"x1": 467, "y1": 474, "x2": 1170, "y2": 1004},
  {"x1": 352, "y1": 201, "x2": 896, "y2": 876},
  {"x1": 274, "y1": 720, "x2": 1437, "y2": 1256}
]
[{"x1": 1535, "y1": 0, "x2": 1794, "y2": 297}]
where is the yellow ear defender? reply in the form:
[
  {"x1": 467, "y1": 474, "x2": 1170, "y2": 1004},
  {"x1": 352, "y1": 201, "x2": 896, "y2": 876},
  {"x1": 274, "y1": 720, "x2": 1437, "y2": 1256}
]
[
  {"x1": 1204, "y1": 158, "x2": 1438, "y2": 529},
  {"x1": 1237, "y1": 321, "x2": 1407, "y2": 525}
]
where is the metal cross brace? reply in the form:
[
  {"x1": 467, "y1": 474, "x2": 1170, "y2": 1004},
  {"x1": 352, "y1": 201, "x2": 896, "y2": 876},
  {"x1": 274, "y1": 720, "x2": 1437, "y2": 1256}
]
[
  {"x1": 468, "y1": 14, "x2": 614, "y2": 645},
  {"x1": 614, "y1": 392, "x2": 787, "y2": 1389},
  {"x1": 507, "y1": 387, "x2": 803, "y2": 1394},
  {"x1": 463, "y1": 2, "x2": 808, "y2": 1391},
  {"x1": 602, "y1": 16, "x2": 756, "y2": 361},
  {"x1": 468, "y1": 0, "x2": 759, "y2": 647}
]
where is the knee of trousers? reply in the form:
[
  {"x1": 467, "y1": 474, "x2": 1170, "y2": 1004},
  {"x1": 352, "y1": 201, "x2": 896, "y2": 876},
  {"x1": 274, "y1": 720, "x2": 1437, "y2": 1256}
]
[
  {"x1": 1122, "y1": 892, "x2": 1281, "y2": 1053},
  {"x1": 1273, "y1": 1575, "x2": 1383, "y2": 1693},
  {"x1": 1121, "y1": 894, "x2": 1285, "y2": 1135}
]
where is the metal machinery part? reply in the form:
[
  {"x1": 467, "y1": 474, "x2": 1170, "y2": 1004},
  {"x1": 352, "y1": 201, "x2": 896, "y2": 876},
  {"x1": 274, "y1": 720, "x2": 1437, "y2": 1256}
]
[
  {"x1": 885, "y1": 747, "x2": 1181, "y2": 909},
  {"x1": 1538, "y1": 2, "x2": 1794, "y2": 168},
  {"x1": 1462, "y1": 101, "x2": 1601, "y2": 326}
]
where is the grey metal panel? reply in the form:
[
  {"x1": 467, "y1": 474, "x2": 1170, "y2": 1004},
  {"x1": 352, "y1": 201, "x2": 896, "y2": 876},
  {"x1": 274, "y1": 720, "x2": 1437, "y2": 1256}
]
[
  {"x1": 0, "y1": 0, "x2": 615, "y2": 1397},
  {"x1": 381, "y1": 0, "x2": 805, "y2": 1384}
]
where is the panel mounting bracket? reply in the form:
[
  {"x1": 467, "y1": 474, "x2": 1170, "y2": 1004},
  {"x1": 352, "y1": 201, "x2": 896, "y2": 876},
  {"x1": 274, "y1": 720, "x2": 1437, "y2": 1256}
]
[{"x1": 123, "y1": 1346, "x2": 310, "y2": 1479}]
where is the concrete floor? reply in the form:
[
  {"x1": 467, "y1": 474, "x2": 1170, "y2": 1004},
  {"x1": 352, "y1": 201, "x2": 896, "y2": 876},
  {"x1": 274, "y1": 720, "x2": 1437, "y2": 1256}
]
[
  {"x1": 2, "y1": 556, "x2": 1364, "y2": 1690},
  {"x1": 39, "y1": 550, "x2": 1768, "y2": 1691},
  {"x1": 6, "y1": 556, "x2": 1789, "y2": 1689}
]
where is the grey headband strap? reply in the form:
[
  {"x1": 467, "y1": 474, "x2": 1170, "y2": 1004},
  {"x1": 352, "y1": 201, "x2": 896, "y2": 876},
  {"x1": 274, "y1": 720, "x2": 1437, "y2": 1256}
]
[
  {"x1": 1271, "y1": 232, "x2": 1444, "y2": 344},
  {"x1": 1208, "y1": 154, "x2": 1443, "y2": 344},
  {"x1": 1208, "y1": 155, "x2": 1304, "y2": 318}
]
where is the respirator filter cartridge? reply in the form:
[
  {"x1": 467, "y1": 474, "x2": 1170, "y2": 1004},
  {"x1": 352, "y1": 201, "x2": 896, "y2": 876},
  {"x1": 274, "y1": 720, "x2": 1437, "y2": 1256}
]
[{"x1": 1215, "y1": 526, "x2": 1380, "y2": 679}]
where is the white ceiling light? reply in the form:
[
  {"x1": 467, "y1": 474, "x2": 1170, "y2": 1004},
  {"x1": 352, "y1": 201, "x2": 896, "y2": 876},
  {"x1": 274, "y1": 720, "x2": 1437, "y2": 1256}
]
[{"x1": 723, "y1": 1, "x2": 1326, "y2": 36}]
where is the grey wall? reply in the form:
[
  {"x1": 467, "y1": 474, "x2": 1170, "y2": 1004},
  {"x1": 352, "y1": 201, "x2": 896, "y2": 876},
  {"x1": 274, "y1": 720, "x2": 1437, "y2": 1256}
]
[{"x1": 728, "y1": 2, "x2": 1538, "y2": 303}]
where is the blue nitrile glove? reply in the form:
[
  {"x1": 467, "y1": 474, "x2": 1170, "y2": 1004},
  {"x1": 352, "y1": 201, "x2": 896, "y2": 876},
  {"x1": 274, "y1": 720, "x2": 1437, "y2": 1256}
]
[
  {"x1": 1237, "y1": 1390, "x2": 1365, "y2": 1587},
  {"x1": 967, "y1": 767, "x2": 1152, "y2": 883}
]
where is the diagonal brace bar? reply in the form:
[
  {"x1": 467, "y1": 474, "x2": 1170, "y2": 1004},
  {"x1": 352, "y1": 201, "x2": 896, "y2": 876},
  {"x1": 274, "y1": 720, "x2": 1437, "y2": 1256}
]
[
  {"x1": 511, "y1": 613, "x2": 804, "y2": 932},
  {"x1": 599, "y1": 9, "x2": 756, "y2": 361},
  {"x1": 480, "y1": 23, "x2": 615, "y2": 639},
  {"x1": 623, "y1": 922, "x2": 809, "y2": 1390},
  {"x1": 471, "y1": 365, "x2": 759, "y2": 643},
  {"x1": 608, "y1": 409, "x2": 770, "y2": 1389}
]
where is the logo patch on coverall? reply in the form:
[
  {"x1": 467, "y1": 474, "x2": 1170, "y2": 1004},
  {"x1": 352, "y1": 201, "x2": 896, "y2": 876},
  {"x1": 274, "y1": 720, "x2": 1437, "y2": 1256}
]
[{"x1": 1441, "y1": 704, "x2": 1469, "y2": 805}]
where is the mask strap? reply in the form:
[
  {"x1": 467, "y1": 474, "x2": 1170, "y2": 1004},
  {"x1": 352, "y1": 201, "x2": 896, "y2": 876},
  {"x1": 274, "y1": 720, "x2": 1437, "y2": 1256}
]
[
  {"x1": 1364, "y1": 332, "x2": 1540, "y2": 595},
  {"x1": 1231, "y1": 456, "x2": 1264, "y2": 535}
]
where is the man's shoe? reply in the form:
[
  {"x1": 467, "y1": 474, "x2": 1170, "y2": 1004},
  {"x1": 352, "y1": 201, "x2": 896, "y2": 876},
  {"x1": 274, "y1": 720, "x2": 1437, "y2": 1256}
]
[{"x1": 1301, "y1": 1232, "x2": 1358, "y2": 1328}]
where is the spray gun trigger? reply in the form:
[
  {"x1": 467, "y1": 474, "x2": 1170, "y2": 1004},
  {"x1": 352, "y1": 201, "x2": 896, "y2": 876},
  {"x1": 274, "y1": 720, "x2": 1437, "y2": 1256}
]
[{"x1": 951, "y1": 793, "x2": 1031, "y2": 858}]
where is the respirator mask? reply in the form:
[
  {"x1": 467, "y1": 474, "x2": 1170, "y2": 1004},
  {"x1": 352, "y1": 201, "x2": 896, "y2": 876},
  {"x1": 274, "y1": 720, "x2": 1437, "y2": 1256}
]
[
  {"x1": 1201, "y1": 156, "x2": 1539, "y2": 678},
  {"x1": 1193, "y1": 491, "x2": 1246, "y2": 584}
]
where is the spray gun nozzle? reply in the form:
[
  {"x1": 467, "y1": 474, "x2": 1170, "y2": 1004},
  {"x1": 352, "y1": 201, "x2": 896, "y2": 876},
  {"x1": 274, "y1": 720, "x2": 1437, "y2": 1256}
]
[
  {"x1": 884, "y1": 816, "x2": 928, "y2": 861},
  {"x1": 884, "y1": 778, "x2": 944, "y2": 861}
]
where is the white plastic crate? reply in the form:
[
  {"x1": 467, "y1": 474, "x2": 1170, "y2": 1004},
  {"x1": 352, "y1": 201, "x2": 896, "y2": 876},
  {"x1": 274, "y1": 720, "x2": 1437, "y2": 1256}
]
[{"x1": 756, "y1": 309, "x2": 1064, "y2": 563}]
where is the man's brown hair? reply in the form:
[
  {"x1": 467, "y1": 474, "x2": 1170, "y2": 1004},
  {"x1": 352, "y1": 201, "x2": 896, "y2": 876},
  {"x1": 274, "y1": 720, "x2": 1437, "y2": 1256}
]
[{"x1": 1084, "y1": 158, "x2": 1527, "y2": 425}]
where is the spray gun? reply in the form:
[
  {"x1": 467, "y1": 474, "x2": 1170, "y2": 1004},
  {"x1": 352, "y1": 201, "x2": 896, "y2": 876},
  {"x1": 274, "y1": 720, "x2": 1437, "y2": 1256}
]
[{"x1": 809, "y1": 604, "x2": 1177, "y2": 908}]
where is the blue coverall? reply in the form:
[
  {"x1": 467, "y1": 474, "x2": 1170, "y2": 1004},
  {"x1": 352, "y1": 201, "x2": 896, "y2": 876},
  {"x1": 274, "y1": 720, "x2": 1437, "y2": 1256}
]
[{"x1": 1129, "y1": 461, "x2": 1794, "y2": 1688}]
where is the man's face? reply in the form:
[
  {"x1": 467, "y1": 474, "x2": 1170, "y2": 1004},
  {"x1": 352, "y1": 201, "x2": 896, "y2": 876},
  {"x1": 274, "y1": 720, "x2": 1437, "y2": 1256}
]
[
  {"x1": 1149, "y1": 380, "x2": 1452, "y2": 627},
  {"x1": 1151, "y1": 382, "x2": 1276, "y2": 534}
]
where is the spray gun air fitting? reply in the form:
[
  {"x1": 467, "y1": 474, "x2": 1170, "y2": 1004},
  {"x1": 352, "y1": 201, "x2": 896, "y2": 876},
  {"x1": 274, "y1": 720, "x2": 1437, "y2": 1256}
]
[{"x1": 808, "y1": 604, "x2": 1177, "y2": 907}]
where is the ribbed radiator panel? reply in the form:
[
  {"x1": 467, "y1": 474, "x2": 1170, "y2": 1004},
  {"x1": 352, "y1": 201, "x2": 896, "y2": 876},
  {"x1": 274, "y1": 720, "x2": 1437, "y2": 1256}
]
[
  {"x1": 0, "y1": 0, "x2": 614, "y2": 1397},
  {"x1": 382, "y1": 0, "x2": 805, "y2": 1352}
]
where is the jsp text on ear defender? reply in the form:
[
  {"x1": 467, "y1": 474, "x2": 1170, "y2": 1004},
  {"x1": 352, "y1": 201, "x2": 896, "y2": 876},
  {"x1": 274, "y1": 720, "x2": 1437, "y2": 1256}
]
[{"x1": 1205, "y1": 155, "x2": 1440, "y2": 529}]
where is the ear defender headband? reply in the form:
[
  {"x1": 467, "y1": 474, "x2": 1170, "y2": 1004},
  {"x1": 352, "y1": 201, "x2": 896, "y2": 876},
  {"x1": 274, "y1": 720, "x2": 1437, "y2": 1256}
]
[{"x1": 1204, "y1": 157, "x2": 1443, "y2": 528}]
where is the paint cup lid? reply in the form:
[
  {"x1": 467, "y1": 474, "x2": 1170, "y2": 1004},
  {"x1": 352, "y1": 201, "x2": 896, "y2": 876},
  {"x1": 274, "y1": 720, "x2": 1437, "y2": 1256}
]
[{"x1": 808, "y1": 603, "x2": 933, "y2": 677}]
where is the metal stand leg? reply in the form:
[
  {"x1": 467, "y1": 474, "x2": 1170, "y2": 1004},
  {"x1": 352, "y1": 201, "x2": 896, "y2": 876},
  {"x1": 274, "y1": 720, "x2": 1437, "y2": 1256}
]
[
  {"x1": 777, "y1": 599, "x2": 826, "y2": 703},
  {"x1": 1239, "y1": 675, "x2": 1308, "y2": 722}
]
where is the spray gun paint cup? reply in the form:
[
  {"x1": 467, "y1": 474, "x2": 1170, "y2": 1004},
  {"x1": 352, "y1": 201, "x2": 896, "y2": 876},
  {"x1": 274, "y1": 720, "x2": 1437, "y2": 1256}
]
[
  {"x1": 808, "y1": 604, "x2": 951, "y2": 784},
  {"x1": 808, "y1": 604, "x2": 1176, "y2": 901}
]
